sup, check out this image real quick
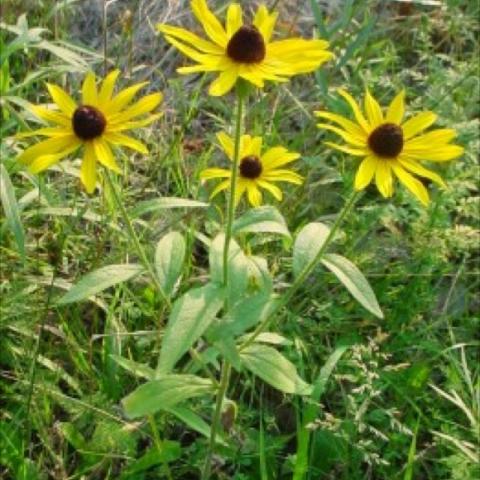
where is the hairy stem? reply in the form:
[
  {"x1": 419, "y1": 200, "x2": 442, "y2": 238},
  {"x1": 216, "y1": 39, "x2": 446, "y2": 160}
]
[{"x1": 202, "y1": 84, "x2": 246, "y2": 480}]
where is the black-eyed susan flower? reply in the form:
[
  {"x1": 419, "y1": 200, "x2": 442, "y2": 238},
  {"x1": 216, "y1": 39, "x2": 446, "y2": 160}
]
[
  {"x1": 17, "y1": 71, "x2": 162, "y2": 193},
  {"x1": 200, "y1": 132, "x2": 303, "y2": 207},
  {"x1": 315, "y1": 89, "x2": 464, "y2": 206},
  {"x1": 157, "y1": 0, "x2": 333, "y2": 96}
]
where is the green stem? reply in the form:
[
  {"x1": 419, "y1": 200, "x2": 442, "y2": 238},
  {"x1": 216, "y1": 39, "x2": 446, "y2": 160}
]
[
  {"x1": 223, "y1": 85, "x2": 245, "y2": 285},
  {"x1": 202, "y1": 362, "x2": 231, "y2": 480},
  {"x1": 104, "y1": 169, "x2": 171, "y2": 308},
  {"x1": 202, "y1": 85, "x2": 246, "y2": 480},
  {"x1": 239, "y1": 190, "x2": 361, "y2": 352}
]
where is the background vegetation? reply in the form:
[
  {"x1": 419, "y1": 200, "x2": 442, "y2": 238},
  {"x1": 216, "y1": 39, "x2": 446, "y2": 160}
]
[{"x1": 1, "y1": 0, "x2": 479, "y2": 479}]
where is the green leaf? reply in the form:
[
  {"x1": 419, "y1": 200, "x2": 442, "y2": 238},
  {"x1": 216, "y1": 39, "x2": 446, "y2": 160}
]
[
  {"x1": 110, "y1": 355, "x2": 155, "y2": 380},
  {"x1": 120, "y1": 443, "x2": 182, "y2": 478},
  {"x1": 292, "y1": 222, "x2": 330, "y2": 278},
  {"x1": 166, "y1": 406, "x2": 228, "y2": 446},
  {"x1": 240, "y1": 344, "x2": 312, "y2": 395},
  {"x1": 321, "y1": 253, "x2": 383, "y2": 318},
  {"x1": 130, "y1": 197, "x2": 208, "y2": 217},
  {"x1": 120, "y1": 444, "x2": 181, "y2": 478},
  {"x1": 232, "y1": 206, "x2": 291, "y2": 238},
  {"x1": 209, "y1": 234, "x2": 249, "y2": 307},
  {"x1": 57, "y1": 264, "x2": 143, "y2": 305},
  {"x1": 207, "y1": 293, "x2": 277, "y2": 342},
  {"x1": 155, "y1": 231, "x2": 185, "y2": 296},
  {"x1": 122, "y1": 374, "x2": 215, "y2": 418},
  {"x1": 157, "y1": 283, "x2": 224, "y2": 374},
  {"x1": 0, "y1": 164, "x2": 25, "y2": 260}
]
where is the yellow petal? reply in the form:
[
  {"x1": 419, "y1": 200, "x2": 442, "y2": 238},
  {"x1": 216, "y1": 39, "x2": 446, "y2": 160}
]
[
  {"x1": 82, "y1": 72, "x2": 98, "y2": 106},
  {"x1": 210, "y1": 179, "x2": 231, "y2": 198},
  {"x1": 226, "y1": 3, "x2": 242, "y2": 37},
  {"x1": 248, "y1": 136, "x2": 263, "y2": 157},
  {"x1": 17, "y1": 135, "x2": 79, "y2": 165},
  {"x1": 81, "y1": 142, "x2": 97, "y2": 194},
  {"x1": 317, "y1": 123, "x2": 367, "y2": 147},
  {"x1": 92, "y1": 138, "x2": 121, "y2": 173},
  {"x1": 109, "y1": 93, "x2": 163, "y2": 124},
  {"x1": 238, "y1": 71, "x2": 264, "y2": 88},
  {"x1": 216, "y1": 131, "x2": 234, "y2": 160},
  {"x1": 404, "y1": 129, "x2": 457, "y2": 148},
  {"x1": 98, "y1": 70, "x2": 120, "y2": 106},
  {"x1": 191, "y1": 0, "x2": 228, "y2": 47},
  {"x1": 402, "y1": 145, "x2": 464, "y2": 162},
  {"x1": 375, "y1": 161, "x2": 394, "y2": 198},
  {"x1": 16, "y1": 127, "x2": 70, "y2": 138},
  {"x1": 107, "y1": 82, "x2": 149, "y2": 114},
  {"x1": 200, "y1": 168, "x2": 231, "y2": 180},
  {"x1": 325, "y1": 141, "x2": 368, "y2": 156},
  {"x1": 253, "y1": 5, "x2": 278, "y2": 43},
  {"x1": 234, "y1": 179, "x2": 247, "y2": 206},
  {"x1": 354, "y1": 155, "x2": 378, "y2": 190},
  {"x1": 46, "y1": 83, "x2": 77, "y2": 116},
  {"x1": 398, "y1": 158, "x2": 446, "y2": 187},
  {"x1": 391, "y1": 163, "x2": 430, "y2": 206},
  {"x1": 257, "y1": 179, "x2": 283, "y2": 201},
  {"x1": 106, "y1": 113, "x2": 163, "y2": 132},
  {"x1": 103, "y1": 132, "x2": 148, "y2": 154},
  {"x1": 209, "y1": 68, "x2": 239, "y2": 96},
  {"x1": 28, "y1": 144, "x2": 80, "y2": 174},
  {"x1": 30, "y1": 105, "x2": 71, "y2": 127},
  {"x1": 386, "y1": 90, "x2": 405, "y2": 124},
  {"x1": 247, "y1": 183, "x2": 262, "y2": 207},
  {"x1": 314, "y1": 110, "x2": 366, "y2": 137},
  {"x1": 157, "y1": 24, "x2": 223, "y2": 54},
  {"x1": 164, "y1": 34, "x2": 211, "y2": 64},
  {"x1": 364, "y1": 89, "x2": 383, "y2": 128},
  {"x1": 401, "y1": 111, "x2": 437, "y2": 139},
  {"x1": 261, "y1": 147, "x2": 300, "y2": 170},
  {"x1": 239, "y1": 135, "x2": 252, "y2": 159},
  {"x1": 337, "y1": 89, "x2": 371, "y2": 133},
  {"x1": 262, "y1": 169, "x2": 303, "y2": 184}
]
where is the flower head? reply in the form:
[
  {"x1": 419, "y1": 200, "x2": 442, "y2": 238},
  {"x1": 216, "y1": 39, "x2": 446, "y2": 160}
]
[
  {"x1": 315, "y1": 89, "x2": 464, "y2": 206},
  {"x1": 157, "y1": 0, "x2": 333, "y2": 96},
  {"x1": 200, "y1": 132, "x2": 303, "y2": 207},
  {"x1": 17, "y1": 71, "x2": 162, "y2": 193}
]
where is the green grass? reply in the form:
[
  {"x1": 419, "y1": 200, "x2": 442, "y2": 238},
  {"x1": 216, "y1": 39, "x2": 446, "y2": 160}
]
[{"x1": 1, "y1": 0, "x2": 479, "y2": 479}]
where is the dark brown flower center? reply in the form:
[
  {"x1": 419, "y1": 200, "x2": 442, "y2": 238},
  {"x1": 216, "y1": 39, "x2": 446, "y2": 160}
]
[
  {"x1": 72, "y1": 105, "x2": 106, "y2": 140},
  {"x1": 368, "y1": 123, "x2": 404, "y2": 158},
  {"x1": 239, "y1": 155, "x2": 262, "y2": 179},
  {"x1": 226, "y1": 25, "x2": 266, "y2": 64}
]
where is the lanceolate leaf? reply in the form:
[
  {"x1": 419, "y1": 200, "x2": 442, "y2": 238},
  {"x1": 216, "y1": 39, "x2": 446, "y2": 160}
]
[
  {"x1": 58, "y1": 264, "x2": 144, "y2": 305},
  {"x1": 155, "y1": 231, "x2": 185, "y2": 296},
  {"x1": 232, "y1": 206, "x2": 291, "y2": 238},
  {"x1": 166, "y1": 406, "x2": 228, "y2": 446},
  {"x1": 321, "y1": 253, "x2": 383, "y2": 318},
  {"x1": 122, "y1": 374, "x2": 215, "y2": 418},
  {"x1": 292, "y1": 222, "x2": 330, "y2": 278},
  {"x1": 209, "y1": 234, "x2": 249, "y2": 307},
  {"x1": 0, "y1": 164, "x2": 25, "y2": 260},
  {"x1": 157, "y1": 283, "x2": 224, "y2": 374},
  {"x1": 240, "y1": 344, "x2": 312, "y2": 395}
]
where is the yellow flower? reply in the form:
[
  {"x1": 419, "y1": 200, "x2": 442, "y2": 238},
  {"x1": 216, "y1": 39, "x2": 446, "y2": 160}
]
[
  {"x1": 200, "y1": 132, "x2": 303, "y2": 207},
  {"x1": 17, "y1": 71, "x2": 162, "y2": 193},
  {"x1": 315, "y1": 89, "x2": 464, "y2": 206},
  {"x1": 157, "y1": 0, "x2": 332, "y2": 96}
]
